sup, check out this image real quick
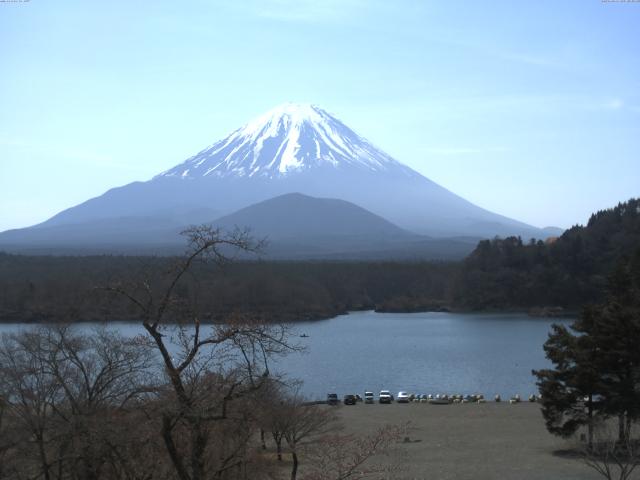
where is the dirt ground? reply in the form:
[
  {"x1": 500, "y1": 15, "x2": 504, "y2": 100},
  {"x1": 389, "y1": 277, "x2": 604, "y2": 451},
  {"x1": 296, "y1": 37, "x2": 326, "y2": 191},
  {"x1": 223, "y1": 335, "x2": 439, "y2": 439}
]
[{"x1": 328, "y1": 402, "x2": 601, "y2": 480}]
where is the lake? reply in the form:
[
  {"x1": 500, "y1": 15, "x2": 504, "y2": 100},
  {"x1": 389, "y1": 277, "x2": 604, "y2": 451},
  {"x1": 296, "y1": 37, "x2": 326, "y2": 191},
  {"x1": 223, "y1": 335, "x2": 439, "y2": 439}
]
[{"x1": 0, "y1": 311, "x2": 571, "y2": 400}]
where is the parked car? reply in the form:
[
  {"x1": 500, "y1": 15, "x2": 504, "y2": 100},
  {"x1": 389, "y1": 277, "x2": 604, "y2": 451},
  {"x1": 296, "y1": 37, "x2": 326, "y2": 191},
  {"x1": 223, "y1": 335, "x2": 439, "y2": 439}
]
[
  {"x1": 428, "y1": 395, "x2": 451, "y2": 405},
  {"x1": 379, "y1": 390, "x2": 393, "y2": 404},
  {"x1": 397, "y1": 391, "x2": 410, "y2": 403},
  {"x1": 364, "y1": 391, "x2": 374, "y2": 404},
  {"x1": 343, "y1": 394, "x2": 356, "y2": 405},
  {"x1": 327, "y1": 393, "x2": 339, "y2": 405}
]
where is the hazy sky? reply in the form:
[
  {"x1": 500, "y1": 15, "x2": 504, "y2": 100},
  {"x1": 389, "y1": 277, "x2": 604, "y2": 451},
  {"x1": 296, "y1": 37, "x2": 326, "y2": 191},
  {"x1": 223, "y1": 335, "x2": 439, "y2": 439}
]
[{"x1": 1, "y1": 0, "x2": 638, "y2": 231}]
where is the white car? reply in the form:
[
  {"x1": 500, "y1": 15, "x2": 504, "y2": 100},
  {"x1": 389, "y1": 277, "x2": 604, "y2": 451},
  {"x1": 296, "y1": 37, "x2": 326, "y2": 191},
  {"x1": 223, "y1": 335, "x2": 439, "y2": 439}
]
[
  {"x1": 364, "y1": 391, "x2": 374, "y2": 404},
  {"x1": 379, "y1": 390, "x2": 393, "y2": 404},
  {"x1": 397, "y1": 391, "x2": 410, "y2": 403}
]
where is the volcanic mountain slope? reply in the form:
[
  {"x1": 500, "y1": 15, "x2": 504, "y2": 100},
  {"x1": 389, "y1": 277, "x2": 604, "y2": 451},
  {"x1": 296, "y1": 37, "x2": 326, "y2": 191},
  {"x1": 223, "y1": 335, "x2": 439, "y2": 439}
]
[
  {"x1": 210, "y1": 193, "x2": 478, "y2": 259},
  {"x1": 1, "y1": 103, "x2": 557, "y2": 253},
  {"x1": 0, "y1": 193, "x2": 479, "y2": 259},
  {"x1": 214, "y1": 193, "x2": 411, "y2": 240}
]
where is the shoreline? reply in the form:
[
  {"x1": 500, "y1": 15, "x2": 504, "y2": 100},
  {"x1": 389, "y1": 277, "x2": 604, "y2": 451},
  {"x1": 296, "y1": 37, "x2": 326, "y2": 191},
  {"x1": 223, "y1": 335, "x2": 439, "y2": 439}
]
[{"x1": 0, "y1": 306, "x2": 578, "y2": 325}]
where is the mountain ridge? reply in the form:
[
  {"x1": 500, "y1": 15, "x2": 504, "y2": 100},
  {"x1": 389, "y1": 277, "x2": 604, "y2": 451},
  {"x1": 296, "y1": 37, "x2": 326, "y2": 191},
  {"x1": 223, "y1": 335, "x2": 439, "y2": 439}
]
[
  {"x1": 1, "y1": 103, "x2": 560, "y2": 251},
  {"x1": 213, "y1": 192, "x2": 412, "y2": 239},
  {"x1": 0, "y1": 193, "x2": 479, "y2": 259}
]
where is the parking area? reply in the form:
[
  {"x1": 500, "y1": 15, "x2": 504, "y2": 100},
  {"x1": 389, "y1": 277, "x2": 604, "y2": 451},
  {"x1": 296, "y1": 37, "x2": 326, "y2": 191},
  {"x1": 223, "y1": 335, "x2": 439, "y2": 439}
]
[{"x1": 332, "y1": 402, "x2": 600, "y2": 480}]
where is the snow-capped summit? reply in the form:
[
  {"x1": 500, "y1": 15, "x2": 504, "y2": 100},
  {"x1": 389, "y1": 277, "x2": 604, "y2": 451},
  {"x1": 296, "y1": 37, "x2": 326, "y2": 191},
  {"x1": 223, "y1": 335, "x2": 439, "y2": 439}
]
[
  {"x1": 6, "y1": 102, "x2": 556, "y2": 246},
  {"x1": 158, "y1": 103, "x2": 415, "y2": 179}
]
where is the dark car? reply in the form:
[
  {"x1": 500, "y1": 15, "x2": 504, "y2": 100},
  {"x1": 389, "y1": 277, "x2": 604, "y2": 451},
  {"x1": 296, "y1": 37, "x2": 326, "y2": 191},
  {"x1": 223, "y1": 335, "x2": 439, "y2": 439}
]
[
  {"x1": 343, "y1": 394, "x2": 357, "y2": 405},
  {"x1": 327, "y1": 393, "x2": 339, "y2": 405}
]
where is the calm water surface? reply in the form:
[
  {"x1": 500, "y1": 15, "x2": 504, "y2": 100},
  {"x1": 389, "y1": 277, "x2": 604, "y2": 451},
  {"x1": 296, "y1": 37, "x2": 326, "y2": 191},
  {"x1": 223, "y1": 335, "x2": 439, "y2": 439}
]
[
  {"x1": 0, "y1": 311, "x2": 571, "y2": 399},
  {"x1": 280, "y1": 311, "x2": 571, "y2": 399}
]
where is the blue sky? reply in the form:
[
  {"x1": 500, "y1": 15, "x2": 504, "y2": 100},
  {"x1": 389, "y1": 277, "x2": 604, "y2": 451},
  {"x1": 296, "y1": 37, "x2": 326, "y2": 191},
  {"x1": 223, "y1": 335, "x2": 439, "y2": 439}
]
[{"x1": 1, "y1": 0, "x2": 638, "y2": 231}]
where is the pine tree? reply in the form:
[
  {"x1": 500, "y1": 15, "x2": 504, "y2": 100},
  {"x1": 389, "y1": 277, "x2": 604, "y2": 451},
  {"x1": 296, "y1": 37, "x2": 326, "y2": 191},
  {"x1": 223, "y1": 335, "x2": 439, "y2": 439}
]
[
  {"x1": 592, "y1": 253, "x2": 640, "y2": 442},
  {"x1": 533, "y1": 314, "x2": 602, "y2": 446},
  {"x1": 534, "y1": 249, "x2": 640, "y2": 445}
]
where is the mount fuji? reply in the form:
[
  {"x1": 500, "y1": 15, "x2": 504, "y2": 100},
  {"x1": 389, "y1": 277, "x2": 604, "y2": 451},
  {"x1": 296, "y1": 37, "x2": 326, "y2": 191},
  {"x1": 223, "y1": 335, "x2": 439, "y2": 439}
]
[
  {"x1": 159, "y1": 103, "x2": 418, "y2": 180},
  {"x1": 0, "y1": 103, "x2": 559, "y2": 255}
]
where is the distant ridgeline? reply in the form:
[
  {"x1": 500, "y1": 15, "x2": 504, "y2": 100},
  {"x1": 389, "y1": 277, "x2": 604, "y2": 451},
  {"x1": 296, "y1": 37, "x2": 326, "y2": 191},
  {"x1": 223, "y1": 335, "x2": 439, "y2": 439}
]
[
  {"x1": 454, "y1": 198, "x2": 640, "y2": 311},
  {"x1": 0, "y1": 198, "x2": 638, "y2": 323}
]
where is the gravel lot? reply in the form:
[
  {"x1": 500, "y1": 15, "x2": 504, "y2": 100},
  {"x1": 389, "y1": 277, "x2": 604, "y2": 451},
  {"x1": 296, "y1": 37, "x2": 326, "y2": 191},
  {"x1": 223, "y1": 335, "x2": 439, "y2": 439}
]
[{"x1": 332, "y1": 402, "x2": 601, "y2": 480}]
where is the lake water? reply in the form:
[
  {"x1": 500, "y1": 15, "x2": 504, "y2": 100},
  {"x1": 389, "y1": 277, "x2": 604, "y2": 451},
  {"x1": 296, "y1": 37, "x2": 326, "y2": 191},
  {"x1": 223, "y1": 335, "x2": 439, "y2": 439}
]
[{"x1": 0, "y1": 311, "x2": 571, "y2": 400}]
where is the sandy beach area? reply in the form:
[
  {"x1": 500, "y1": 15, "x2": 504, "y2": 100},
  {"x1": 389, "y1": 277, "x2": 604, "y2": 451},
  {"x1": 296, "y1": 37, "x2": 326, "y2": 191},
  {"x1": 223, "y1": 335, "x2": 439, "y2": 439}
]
[{"x1": 330, "y1": 402, "x2": 600, "y2": 480}]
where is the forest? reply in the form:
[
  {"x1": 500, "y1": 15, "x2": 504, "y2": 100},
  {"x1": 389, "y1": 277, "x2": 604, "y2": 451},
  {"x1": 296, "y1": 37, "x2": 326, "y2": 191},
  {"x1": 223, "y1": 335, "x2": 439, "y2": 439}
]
[
  {"x1": 454, "y1": 198, "x2": 640, "y2": 310},
  {"x1": 0, "y1": 198, "x2": 638, "y2": 324}
]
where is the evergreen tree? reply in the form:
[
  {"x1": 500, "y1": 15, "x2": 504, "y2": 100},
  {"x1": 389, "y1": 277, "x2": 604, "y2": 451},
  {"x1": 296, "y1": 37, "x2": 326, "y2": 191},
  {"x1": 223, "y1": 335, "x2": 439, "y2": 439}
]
[
  {"x1": 533, "y1": 314, "x2": 602, "y2": 446},
  {"x1": 534, "y1": 249, "x2": 640, "y2": 445},
  {"x1": 592, "y1": 252, "x2": 640, "y2": 442}
]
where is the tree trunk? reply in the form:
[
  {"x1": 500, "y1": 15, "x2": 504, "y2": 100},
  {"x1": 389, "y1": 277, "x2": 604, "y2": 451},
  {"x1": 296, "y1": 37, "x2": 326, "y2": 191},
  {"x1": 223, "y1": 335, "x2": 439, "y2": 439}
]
[
  {"x1": 273, "y1": 434, "x2": 282, "y2": 461},
  {"x1": 618, "y1": 413, "x2": 626, "y2": 443},
  {"x1": 587, "y1": 395, "x2": 593, "y2": 449},
  {"x1": 36, "y1": 432, "x2": 51, "y2": 480},
  {"x1": 290, "y1": 450, "x2": 298, "y2": 480},
  {"x1": 190, "y1": 422, "x2": 208, "y2": 480},
  {"x1": 162, "y1": 415, "x2": 191, "y2": 480},
  {"x1": 260, "y1": 429, "x2": 266, "y2": 450}
]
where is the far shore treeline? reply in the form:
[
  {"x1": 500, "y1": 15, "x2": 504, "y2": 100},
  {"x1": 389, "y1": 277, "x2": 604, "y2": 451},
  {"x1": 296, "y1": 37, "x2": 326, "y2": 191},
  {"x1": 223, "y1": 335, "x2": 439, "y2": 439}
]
[{"x1": 1, "y1": 198, "x2": 638, "y2": 324}]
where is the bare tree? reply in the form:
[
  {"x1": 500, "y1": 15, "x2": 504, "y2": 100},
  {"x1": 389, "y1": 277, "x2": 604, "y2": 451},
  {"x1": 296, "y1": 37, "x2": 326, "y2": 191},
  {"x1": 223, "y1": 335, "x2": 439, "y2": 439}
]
[
  {"x1": 254, "y1": 379, "x2": 298, "y2": 462},
  {"x1": 277, "y1": 393, "x2": 338, "y2": 480},
  {"x1": 270, "y1": 409, "x2": 287, "y2": 463},
  {"x1": 0, "y1": 329, "x2": 65, "y2": 480},
  {"x1": 0, "y1": 326, "x2": 157, "y2": 480},
  {"x1": 105, "y1": 226, "x2": 298, "y2": 480},
  {"x1": 38, "y1": 326, "x2": 155, "y2": 480},
  {"x1": 582, "y1": 423, "x2": 640, "y2": 480},
  {"x1": 0, "y1": 392, "x2": 19, "y2": 479},
  {"x1": 302, "y1": 424, "x2": 407, "y2": 480}
]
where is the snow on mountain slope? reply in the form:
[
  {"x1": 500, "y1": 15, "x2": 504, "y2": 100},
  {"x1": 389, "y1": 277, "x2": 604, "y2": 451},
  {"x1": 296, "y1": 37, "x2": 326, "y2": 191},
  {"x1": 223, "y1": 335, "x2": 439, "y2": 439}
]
[
  {"x1": 158, "y1": 103, "x2": 418, "y2": 179},
  {"x1": 3, "y1": 102, "x2": 556, "y2": 245}
]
